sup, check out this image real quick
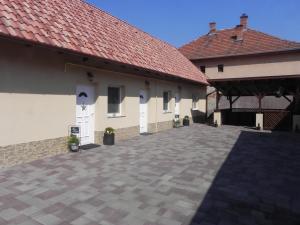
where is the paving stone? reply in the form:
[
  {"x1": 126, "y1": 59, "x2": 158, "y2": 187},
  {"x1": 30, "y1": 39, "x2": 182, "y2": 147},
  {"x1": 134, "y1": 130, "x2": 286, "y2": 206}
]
[
  {"x1": 0, "y1": 208, "x2": 20, "y2": 221},
  {"x1": 0, "y1": 125, "x2": 299, "y2": 225}
]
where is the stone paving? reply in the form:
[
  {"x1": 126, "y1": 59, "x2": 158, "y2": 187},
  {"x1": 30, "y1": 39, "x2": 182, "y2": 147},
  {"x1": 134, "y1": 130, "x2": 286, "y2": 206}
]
[{"x1": 0, "y1": 124, "x2": 300, "y2": 225}]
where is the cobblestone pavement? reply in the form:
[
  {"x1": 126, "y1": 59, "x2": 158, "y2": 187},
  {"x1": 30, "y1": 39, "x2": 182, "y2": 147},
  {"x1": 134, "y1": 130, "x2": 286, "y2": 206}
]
[{"x1": 0, "y1": 125, "x2": 300, "y2": 225}]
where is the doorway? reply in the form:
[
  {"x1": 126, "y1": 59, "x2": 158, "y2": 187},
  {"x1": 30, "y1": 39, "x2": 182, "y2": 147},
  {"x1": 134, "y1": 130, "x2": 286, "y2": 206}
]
[
  {"x1": 76, "y1": 85, "x2": 95, "y2": 145},
  {"x1": 139, "y1": 90, "x2": 148, "y2": 134}
]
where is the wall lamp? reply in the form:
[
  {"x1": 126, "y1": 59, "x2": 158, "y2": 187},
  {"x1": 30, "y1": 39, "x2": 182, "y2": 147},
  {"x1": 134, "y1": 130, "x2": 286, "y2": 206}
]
[{"x1": 87, "y1": 72, "x2": 94, "y2": 82}]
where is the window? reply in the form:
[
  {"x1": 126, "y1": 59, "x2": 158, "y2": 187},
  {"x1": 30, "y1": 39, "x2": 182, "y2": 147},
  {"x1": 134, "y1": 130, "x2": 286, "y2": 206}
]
[
  {"x1": 163, "y1": 91, "x2": 171, "y2": 112},
  {"x1": 192, "y1": 94, "x2": 198, "y2": 110},
  {"x1": 218, "y1": 64, "x2": 224, "y2": 72},
  {"x1": 108, "y1": 87, "x2": 121, "y2": 115},
  {"x1": 200, "y1": 66, "x2": 206, "y2": 73}
]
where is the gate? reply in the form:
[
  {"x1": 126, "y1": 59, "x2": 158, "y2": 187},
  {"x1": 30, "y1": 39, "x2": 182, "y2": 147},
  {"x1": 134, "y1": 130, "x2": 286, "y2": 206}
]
[{"x1": 263, "y1": 110, "x2": 292, "y2": 131}]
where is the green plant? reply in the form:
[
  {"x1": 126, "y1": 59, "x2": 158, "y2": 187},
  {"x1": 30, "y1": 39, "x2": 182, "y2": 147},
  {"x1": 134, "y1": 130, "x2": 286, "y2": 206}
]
[
  {"x1": 105, "y1": 127, "x2": 115, "y2": 134},
  {"x1": 183, "y1": 116, "x2": 189, "y2": 120},
  {"x1": 173, "y1": 119, "x2": 180, "y2": 128},
  {"x1": 68, "y1": 135, "x2": 79, "y2": 145}
]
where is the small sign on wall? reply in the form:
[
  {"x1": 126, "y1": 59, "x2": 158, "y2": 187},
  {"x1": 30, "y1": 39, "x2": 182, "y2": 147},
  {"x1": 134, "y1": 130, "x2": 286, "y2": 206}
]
[{"x1": 69, "y1": 125, "x2": 80, "y2": 136}]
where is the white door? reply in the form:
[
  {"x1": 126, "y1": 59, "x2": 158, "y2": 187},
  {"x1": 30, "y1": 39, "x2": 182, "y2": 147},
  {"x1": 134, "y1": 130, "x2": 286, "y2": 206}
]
[
  {"x1": 139, "y1": 90, "x2": 148, "y2": 133},
  {"x1": 175, "y1": 92, "x2": 180, "y2": 116},
  {"x1": 76, "y1": 85, "x2": 95, "y2": 145}
]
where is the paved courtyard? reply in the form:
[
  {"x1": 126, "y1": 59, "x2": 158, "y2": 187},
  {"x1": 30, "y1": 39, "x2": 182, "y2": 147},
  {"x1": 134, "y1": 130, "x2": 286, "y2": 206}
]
[{"x1": 0, "y1": 125, "x2": 300, "y2": 225}]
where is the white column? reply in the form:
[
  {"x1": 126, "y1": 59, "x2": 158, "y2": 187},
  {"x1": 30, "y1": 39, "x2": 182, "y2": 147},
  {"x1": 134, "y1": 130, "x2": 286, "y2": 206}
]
[
  {"x1": 293, "y1": 115, "x2": 300, "y2": 132},
  {"x1": 213, "y1": 111, "x2": 222, "y2": 127},
  {"x1": 256, "y1": 113, "x2": 264, "y2": 130}
]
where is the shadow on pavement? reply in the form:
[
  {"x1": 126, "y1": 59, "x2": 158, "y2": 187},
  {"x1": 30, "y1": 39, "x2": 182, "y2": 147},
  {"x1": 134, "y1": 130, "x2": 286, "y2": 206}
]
[{"x1": 189, "y1": 131, "x2": 300, "y2": 225}]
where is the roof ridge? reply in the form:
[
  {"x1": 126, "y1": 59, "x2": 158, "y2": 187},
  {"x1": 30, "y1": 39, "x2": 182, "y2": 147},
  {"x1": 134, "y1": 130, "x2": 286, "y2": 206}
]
[
  {"x1": 179, "y1": 25, "x2": 300, "y2": 60},
  {"x1": 180, "y1": 26, "x2": 300, "y2": 49},
  {"x1": 179, "y1": 27, "x2": 237, "y2": 49},
  {"x1": 247, "y1": 28, "x2": 300, "y2": 45}
]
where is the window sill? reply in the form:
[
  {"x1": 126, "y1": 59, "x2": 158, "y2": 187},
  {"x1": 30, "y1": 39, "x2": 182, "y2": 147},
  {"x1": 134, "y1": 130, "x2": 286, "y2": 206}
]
[
  {"x1": 107, "y1": 114, "x2": 125, "y2": 118},
  {"x1": 163, "y1": 111, "x2": 172, "y2": 114},
  {"x1": 192, "y1": 108, "x2": 199, "y2": 111}
]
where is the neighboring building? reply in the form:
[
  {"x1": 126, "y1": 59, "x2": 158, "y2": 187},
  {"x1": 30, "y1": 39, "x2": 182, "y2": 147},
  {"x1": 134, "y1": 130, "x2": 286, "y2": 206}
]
[
  {"x1": 179, "y1": 14, "x2": 300, "y2": 130},
  {"x1": 0, "y1": 0, "x2": 207, "y2": 166}
]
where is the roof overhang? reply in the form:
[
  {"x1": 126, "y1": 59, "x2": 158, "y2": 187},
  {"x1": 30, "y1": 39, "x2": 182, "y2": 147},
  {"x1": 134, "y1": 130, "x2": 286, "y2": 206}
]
[
  {"x1": 209, "y1": 74, "x2": 300, "y2": 83},
  {"x1": 190, "y1": 48, "x2": 300, "y2": 62},
  {"x1": 210, "y1": 76, "x2": 300, "y2": 97},
  {"x1": 0, "y1": 35, "x2": 208, "y2": 86}
]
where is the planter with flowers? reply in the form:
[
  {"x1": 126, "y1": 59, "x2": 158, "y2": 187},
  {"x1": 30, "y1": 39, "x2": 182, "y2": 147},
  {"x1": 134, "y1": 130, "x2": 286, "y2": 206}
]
[
  {"x1": 68, "y1": 135, "x2": 80, "y2": 152},
  {"x1": 103, "y1": 127, "x2": 115, "y2": 145}
]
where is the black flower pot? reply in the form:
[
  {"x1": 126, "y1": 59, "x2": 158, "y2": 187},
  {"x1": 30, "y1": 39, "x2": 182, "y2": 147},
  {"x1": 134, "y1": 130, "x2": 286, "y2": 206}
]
[
  {"x1": 69, "y1": 143, "x2": 79, "y2": 152},
  {"x1": 183, "y1": 119, "x2": 190, "y2": 126},
  {"x1": 103, "y1": 133, "x2": 115, "y2": 145}
]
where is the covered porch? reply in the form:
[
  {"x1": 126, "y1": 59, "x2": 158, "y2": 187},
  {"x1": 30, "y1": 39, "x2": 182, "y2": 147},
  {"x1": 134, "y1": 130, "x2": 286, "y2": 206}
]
[{"x1": 210, "y1": 77, "x2": 300, "y2": 131}]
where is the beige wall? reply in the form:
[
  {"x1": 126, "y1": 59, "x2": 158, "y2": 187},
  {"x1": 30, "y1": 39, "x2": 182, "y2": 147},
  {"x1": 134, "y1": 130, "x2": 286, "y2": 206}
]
[
  {"x1": 0, "y1": 39, "x2": 206, "y2": 147},
  {"x1": 194, "y1": 52, "x2": 300, "y2": 80}
]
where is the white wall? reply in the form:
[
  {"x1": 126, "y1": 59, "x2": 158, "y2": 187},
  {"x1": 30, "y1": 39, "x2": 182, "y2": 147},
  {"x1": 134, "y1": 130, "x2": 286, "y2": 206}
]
[
  {"x1": 194, "y1": 52, "x2": 300, "y2": 80},
  {"x1": 0, "y1": 39, "x2": 206, "y2": 146}
]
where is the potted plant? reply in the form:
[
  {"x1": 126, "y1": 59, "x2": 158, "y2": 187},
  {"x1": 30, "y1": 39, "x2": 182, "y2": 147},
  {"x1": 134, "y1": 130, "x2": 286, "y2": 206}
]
[
  {"x1": 214, "y1": 120, "x2": 218, "y2": 127},
  {"x1": 173, "y1": 119, "x2": 181, "y2": 128},
  {"x1": 103, "y1": 127, "x2": 115, "y2": 145},
  {"x1": 183, "y1": 116, "x2": 190, "y2": 126},
  {"x1": 68, "y1": 135, "x2": 80, "y2": 152}
]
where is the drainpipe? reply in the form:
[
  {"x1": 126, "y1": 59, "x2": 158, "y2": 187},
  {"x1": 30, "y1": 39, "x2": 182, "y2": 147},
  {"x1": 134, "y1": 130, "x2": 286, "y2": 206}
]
[{"x1": 155, "y1": 81, "x2": 158, "y2": 132}]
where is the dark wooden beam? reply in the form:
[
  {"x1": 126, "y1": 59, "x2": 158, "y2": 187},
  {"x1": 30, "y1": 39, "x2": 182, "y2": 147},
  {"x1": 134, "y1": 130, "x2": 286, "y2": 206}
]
[
  {"x1": 228, "y1": 95, "x2": 233, "y2": 110},
  {"x1": 216, "y1": 90, "x2": 221, "y2": 111},
  {"x1": 232, "y1": 96, "x2": 240, "y2": 104},
  {"x1": 283, "y1": 95, "x2": 292, "y2": 103},
  {"x1": 256, "y1": 94, "x2": 265, "y2": 113}
]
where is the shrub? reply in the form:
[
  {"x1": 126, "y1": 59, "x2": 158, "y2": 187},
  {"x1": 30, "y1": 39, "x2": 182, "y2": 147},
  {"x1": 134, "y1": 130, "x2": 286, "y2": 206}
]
[
  {"x1": 68, "y1": 135, "x2": 79, "y2": 145},
  {"x1": 105, "y1": 127, "x2": 115, "y2": 134}
]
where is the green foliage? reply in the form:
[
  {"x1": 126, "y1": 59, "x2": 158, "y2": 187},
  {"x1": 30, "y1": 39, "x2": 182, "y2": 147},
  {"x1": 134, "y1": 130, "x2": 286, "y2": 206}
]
[
  {"x1": 105, "y1": 127, "x2": 115, "y2": 134},
  {"x1": 173, "y1": 119, "x2": 181, "y2": 128},
  {"x1": 184, "y1": 116, "x2": 189, "y2": 120},
  {"x1": 68, "y1": 135, "x2": 79, "y2": 145}
]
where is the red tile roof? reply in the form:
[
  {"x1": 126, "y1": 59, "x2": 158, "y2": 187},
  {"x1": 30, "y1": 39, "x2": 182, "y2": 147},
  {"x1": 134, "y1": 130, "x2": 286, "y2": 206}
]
[
  {"x1": 179, "y1": 27, "x2": 300, "y2": 60},
  {"x1": 0, "y1": 0, "x2": 207, "y2": 85}
]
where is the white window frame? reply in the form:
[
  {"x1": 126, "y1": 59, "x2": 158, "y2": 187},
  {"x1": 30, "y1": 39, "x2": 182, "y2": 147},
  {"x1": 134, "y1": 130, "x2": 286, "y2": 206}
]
[
  {"x1": 107, "y1": 86, "x2": 123, "y2": 117},
  {"x1": 163, "y1": 91, "x2": 171, "y2": 113}
]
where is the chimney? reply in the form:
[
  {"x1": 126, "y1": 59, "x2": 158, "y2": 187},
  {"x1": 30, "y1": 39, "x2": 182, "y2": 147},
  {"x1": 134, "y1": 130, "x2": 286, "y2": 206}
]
[
  {"x1": 209, "y1": 22, "x2": 217, "y2": 33},
  {"x1": 240, "y1": 13, "x2": 248, "y2": 28}
]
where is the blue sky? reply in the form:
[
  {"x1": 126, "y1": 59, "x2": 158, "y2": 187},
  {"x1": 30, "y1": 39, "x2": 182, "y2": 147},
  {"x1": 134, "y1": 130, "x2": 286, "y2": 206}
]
[{"x1": 87, "y1": 0, "x2": 300, "y2": 47}]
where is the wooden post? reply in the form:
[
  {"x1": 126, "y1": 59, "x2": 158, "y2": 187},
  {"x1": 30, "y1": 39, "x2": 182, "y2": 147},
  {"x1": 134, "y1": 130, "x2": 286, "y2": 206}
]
[
  {"x1": 255, "y1": 93, "x2": 265, "y2": 130},
  {"x1": 216, "y1": 90, "x2": 220, "y2": 111},
  {"x1": 295, "y1": 87, "x2": 300, "y2": 114},
  {"x1": 229, "y1": 95, "x2": 233, "y2": 110},
  {"x1": 258, "y1": 96, "x2": 262, "y2": 112},
  {"x1": 257, "y1": 94, "x2": 264, "y2": 113}
]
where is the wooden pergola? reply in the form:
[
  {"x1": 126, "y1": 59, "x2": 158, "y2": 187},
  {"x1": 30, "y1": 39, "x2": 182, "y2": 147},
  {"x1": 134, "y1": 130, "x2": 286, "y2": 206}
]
[{"x1": 209, "y1": 76, "x2": 300, "y2": 130}]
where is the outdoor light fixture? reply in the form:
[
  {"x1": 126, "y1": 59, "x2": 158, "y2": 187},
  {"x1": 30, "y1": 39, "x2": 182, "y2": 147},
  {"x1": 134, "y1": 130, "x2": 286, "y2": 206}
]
[
  {"x1": 87, "y1": 72, "x2": 94, "y2": 82},
  {"x1": 145, "y1": 80, "x2": 150, "y2": 89}
]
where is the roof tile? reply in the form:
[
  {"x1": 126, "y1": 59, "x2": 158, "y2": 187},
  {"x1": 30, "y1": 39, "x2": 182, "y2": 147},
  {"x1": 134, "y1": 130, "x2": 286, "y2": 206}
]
[
  {"x1": 179, "y1": 27, "x2": 300, "y2": 60},
  {"x1": 0, "y1": 0, "x2": 207, "y2": 84}
]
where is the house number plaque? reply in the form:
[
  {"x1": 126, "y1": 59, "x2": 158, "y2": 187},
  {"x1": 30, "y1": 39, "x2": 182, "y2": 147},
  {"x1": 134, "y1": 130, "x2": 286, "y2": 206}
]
[{"x1": 70, "y1": 126, "x2": 80, "y2": 135}]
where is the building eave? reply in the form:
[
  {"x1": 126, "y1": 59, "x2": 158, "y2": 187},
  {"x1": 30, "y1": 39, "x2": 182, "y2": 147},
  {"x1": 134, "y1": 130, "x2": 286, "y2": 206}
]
[
  {"x1": 0, "y1": 34, "x2": 208, "y2": 86},
  {"x1": 190, "y1": 48, "x2": 300, "y2": 62}
]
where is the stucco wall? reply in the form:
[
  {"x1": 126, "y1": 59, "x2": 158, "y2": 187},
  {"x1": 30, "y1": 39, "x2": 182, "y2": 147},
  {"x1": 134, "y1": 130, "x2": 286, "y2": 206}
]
[
  {"x1": 194, "y1": 52, "x2": 300, "y2": 80},
  {"x1": 0, "y1": 39, "x2": 206, "y2": 147}
]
